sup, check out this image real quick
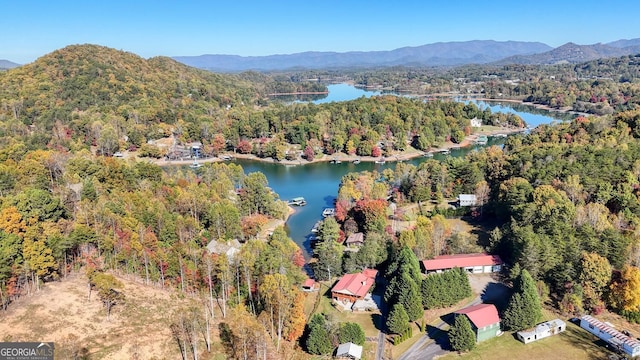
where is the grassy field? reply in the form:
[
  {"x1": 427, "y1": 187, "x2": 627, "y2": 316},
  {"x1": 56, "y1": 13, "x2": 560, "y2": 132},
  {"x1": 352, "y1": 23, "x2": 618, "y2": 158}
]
[
  {"x1": 0, "y1": 272, "x2": 216, "y2": 359},
  {"x1": 438, "y1": 321, "x2": 610, "y2": 360}
]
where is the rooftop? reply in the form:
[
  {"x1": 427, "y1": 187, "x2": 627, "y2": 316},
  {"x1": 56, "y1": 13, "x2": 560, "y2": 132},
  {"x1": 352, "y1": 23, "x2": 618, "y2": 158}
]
[
  {"x1": 518, "y1": 319, "x2": 566, "y2": 338},
  {"x1": 455, "y1": 303, "x2": 500, "y2": 329},
  {"x1": 422, "y1": 253, "x2": 502, "y2": 271},
  {"x1": 332, "y1": 269, "x2": 378, "y2": 299}
]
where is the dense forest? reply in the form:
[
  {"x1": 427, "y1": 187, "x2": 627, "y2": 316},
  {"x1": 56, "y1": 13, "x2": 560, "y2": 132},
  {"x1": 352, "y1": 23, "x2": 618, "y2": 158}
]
[
  {"x1": 0, "y1": 45, "x2": 525, "y2": 163},
  {"x1": 3, "y1": 43, "x2": 640, "y2": 358}
]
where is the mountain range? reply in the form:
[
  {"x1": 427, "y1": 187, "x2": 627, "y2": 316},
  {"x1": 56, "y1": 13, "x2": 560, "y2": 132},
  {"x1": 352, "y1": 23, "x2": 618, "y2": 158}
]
[
  {"x1": 173, "y1": 39, "x2": 640, "y2": 72},
  {"x1": 0, "y1": 59, "x2": 20, "y2": 69}
]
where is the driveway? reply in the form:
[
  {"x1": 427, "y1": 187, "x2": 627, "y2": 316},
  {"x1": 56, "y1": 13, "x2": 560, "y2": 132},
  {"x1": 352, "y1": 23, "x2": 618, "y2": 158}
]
[{"x1": 397, "y1": 273, "x2": 509, "y2": 360}]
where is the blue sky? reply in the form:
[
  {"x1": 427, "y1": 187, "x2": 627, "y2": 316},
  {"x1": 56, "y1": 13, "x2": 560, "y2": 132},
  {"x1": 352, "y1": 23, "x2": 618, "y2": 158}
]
[{"x1": 3, "y1": 0, "x2": 639, "y2": 64}]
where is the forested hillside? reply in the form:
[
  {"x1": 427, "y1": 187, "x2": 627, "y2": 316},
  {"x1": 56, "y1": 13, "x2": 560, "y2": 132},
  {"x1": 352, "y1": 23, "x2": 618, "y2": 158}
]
[{"x1": 320, "y1": 108, "x2": 640, "y2": 325}]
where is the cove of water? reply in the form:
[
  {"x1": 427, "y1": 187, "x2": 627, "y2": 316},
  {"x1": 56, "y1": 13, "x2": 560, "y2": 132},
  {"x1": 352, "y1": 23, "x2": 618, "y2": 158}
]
[{"x1": 237, "y1": 84, "x2": 574, "y2": 256}]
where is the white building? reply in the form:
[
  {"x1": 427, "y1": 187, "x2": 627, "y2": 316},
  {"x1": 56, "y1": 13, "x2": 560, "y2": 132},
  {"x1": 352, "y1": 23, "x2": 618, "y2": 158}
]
[
  {"x1": 517, "y1": 319, "x2": 566, "y2": 344},
  {"x1": 335, "y1": 342, "x2": 362, "y2": 360},
  {"x1": 458, "y1": 194, "x2": 477, "y2": 207},
  {"x1": 580, "y1": 315, "x2": 640, "y2": 357},
  {"x1": 470, "y1": 118, "x2": 483, "y2": 127}
]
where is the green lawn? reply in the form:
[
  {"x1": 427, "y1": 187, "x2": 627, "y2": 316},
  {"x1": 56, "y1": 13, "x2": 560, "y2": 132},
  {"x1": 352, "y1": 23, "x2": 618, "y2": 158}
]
[
  {"x1": 313, "y1": 284, "x2": 381, "y2": 337},
  {"x1": 438, "y1": 322, "x2": 610, "y2": 360}
]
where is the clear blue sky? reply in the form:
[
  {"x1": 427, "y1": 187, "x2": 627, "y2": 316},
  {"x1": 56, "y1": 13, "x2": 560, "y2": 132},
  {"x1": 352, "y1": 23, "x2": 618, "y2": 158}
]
[{"x1": 3, "y1": 0, "x2": 639, "y2": 64}]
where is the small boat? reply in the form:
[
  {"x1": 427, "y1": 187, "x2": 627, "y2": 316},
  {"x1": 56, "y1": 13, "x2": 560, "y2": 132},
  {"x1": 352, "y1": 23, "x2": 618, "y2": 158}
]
[
  {"x1": 331, "y1": 159, "x2": 342, "y2": 164},
  {"x1": 374, "y1": 158, "x2": 386, "y2": 164},
  {"x1": 287, "y1": 197, "x2": 307, "y2": 206},
  {"x1": 352, "y1": 158, "x2": 361, "y2": 164},
  {"x1": 438, "y1": 149, "x2": 451, "y2": 155},
  {"x1": 311, "y1": 221, "x2": 322, "y2": 233},
  {"x1": 322, "y1": 208, "x2": 336, "y2": 217},
  {"x1": 422, "y1": 152, "x2": 433, "y2": 158},
  {"x1": 220, "y1": 155, "x2": 233, "y2": 161},
  {"x1": 493, "y1": 133, "x2": 508, "y2": 138},
  {"x1": 189, "y1": 161, "x2": 202, "y2": 169},
  {"x1": 475, "y1": 135, "x2": 488, "y2": 145}
]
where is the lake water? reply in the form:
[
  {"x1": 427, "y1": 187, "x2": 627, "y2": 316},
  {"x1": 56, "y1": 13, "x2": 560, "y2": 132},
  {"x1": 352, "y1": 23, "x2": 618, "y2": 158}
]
[
  {"x1": 312, "y1": 83, "x2": 381, "y2": 104},
  {"x1": 238, "y1": 84, "x2": 572, "y2": 256}
]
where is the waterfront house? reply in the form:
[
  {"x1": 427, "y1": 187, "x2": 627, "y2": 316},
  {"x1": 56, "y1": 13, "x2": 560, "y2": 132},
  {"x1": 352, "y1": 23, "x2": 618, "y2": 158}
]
[
  {"x1": 458, "y1": 194, "x2": 477, "y2": 206},
  {"x1": 422, "y1": 253, "x2": 503, "y2": 274},
  {"x1": 331, "y1": 269, "x2": 378, "y2": 305},
  {"x1": 335, "y1": 342, "x2": 363, "y2": 360},
  {"x1": 455, "y1": 303, "x2": 501, "y2": 342},
  {"x1": 345, "y1": 232, "x2": 364, "y2": 248},
  {"x1": 517, "y1": 319, "x2": 566, "y2": 344},
  {"x1": 580, "y1": 315, "x2": 640, "y2": 357}
]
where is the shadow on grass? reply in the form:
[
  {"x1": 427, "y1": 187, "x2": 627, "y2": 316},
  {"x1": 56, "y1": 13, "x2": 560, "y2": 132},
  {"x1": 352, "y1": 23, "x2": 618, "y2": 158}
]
[
  {"x1": 426, "y1": 324, "x2": 451, "y2": 350},
  {"x1": 562, "y1": 323, "x2": 615, "y2": 360},
  {"x1": 481, "y1": 282, "x2": 511, "y2": 312},
  {"x1": 372, "y1": 313, "x2": 385, "y2": 332}
]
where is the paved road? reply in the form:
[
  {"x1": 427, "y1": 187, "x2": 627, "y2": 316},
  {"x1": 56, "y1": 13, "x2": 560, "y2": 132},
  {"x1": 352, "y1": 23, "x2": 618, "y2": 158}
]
[
  {"x1": 398, "y1": 275, "x2": 508, "y2": 360},
  {"x1": 375, "y1": 330, "x2": 385, "y2": 360}
]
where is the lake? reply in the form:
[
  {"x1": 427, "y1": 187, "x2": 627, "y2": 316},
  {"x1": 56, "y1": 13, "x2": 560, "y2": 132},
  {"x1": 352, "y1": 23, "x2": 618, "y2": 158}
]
[{"x1": 239, "y1": 84, "x2": 573, "y2": 256}]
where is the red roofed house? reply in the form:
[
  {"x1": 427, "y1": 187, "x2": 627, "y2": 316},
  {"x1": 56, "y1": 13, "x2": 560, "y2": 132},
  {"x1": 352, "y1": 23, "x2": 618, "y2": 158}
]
[
  {"x1": 455, "y1": 303, "x2": 501, "y2": 342},
  {"x1": 301, "y1": 278, "x2": 320, "y2": 292},
  {"x1": 422, "y1": 253, "x2": 502, "y2": 274},
  {"x1": 331, "y1": 269, "x2": 378, "y2": 305}
]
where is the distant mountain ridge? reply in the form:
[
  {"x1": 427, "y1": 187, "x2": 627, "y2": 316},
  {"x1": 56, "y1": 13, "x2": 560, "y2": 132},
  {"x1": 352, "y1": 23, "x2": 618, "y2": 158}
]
[
  {"x1": 496, "y1": 41, "x2": 640, "y2": 65},
  {"x1": 174, "y1": 38, "x2": 640, "y2": 72},
  {"x1": 0, "y1": 59, "x2": 20, "y2": 69},
  {"x1": 173, "y1": 40, "x2": 552, "y2": 72}
]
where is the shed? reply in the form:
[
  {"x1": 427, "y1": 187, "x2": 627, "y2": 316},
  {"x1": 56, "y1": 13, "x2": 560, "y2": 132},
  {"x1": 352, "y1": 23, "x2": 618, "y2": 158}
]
[
  {"x1": 302, "y1": 278, "x2": 319, "y2": 292},
  {"x1": 335, "y1": 342, "x2": 363, "y2": 360},
  {"x1": 517, "y1": 319, "x2": 566, "y2": 344},
  {"x1": 455, "y1": 303, "x2": 501, "y2": 342}
]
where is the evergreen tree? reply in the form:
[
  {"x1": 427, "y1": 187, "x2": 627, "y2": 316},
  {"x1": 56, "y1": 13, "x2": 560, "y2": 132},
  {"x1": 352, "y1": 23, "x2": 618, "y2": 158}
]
[
  {"x1": 502, "y1": 269, "x2": 542, "y2": 330},
  {"x1": 338, "y1": 322, "x2": 366, "y2": 345},
  {"x1": 399, "y1": 278, "x2": 423, "y2": 321},
  {"x1": 305, "y1": 324, "x2": 333, "y2": 355},
  {"x1": 386, "y1": 303, "x2": 409, "y2": 334},
  {"x1": 449, "y1": 315, "x2": 476, "y2": 352}
]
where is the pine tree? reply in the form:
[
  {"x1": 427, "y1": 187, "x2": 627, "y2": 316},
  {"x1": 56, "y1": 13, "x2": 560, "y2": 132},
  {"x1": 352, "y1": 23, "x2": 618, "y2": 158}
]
[
  {"x1": 449, "y1": 315, "x2": 476, "y2": 352},
  {"x1": 502, "y1": 269, "x2": 542, "y2": 330},
  {"x1": 399, "y1": 278, "x2": 423, "y2": 321},
  {"x1": 338, "y1": 322, "x2": 366, "y2": 345},
  {"x1": 306, "y1": 324, "x2": 333, "y2": 355},
  {"x1": 386, "y1": 303, "x2": 409, "y2": 334}
]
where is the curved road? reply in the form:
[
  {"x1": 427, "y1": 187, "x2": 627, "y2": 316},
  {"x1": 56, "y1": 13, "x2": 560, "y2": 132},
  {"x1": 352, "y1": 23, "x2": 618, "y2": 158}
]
[{"x1": 398, "y1": 275, "x2": 508, "y2": 360}]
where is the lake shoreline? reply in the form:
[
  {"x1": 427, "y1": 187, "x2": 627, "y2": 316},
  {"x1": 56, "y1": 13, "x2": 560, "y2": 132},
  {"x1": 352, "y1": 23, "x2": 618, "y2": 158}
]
[{"x1": 153, "y1": 125, "x2": 523, "y2": 167}]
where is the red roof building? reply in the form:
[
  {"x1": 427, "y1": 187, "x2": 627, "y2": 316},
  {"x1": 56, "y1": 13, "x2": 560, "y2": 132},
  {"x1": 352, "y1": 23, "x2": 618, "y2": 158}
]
[
  {"x1": 302, "y1": 278, "x2": 319, "y2": 292},
  {"x1": 455, "y1": 303, "x2": 501, "y2": 342},
  {"x1": 422, "y1": 253, "x2": 503, "y2": 274},
  {"x1": 331, "y1": 269, "x2": 378, "y2": 303}
]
